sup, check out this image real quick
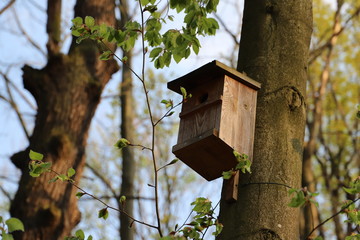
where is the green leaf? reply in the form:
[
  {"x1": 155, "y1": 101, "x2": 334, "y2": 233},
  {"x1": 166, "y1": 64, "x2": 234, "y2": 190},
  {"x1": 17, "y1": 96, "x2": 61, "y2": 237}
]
[
  {"x1": 99, "y1": 50, "x2": 112, "y2": 60},
  {"x1": 72, "y1": 17, "x2": 83, "y2": 26},
  {"x1": 191, "y1": 197, "x2": 212, "y2": 214},
  {"x1": 180, "y1": 87, "x2": 187, "y2": 98},
  {"x1": 84, "y1": 16, "x2": 95, "y2": 27},
  {"x1": 222, "y1": 170, "x2": 234, "y2": 180},
  {"x1": 98, "y1": 208, "x2": 109, "y2": 220},
  {"x1": 120, "y1": 195, "x2": 126, "y2": 204},
  {"x1": 168, "y1": 159, "x2": 178, "y2": 165},
  {"x1": 121, "y1": 56, "x2": 128, "y2": 63},
  {"x1": 163, "y1": 51, "x2": 172, "y2": 67},
  {"x1": 173, "y1": 53, "x2": 182, "y2": 63},
  {"x1": 161, "y1": 99, "x2": 169, "y2": 104},
  {"x1": 75, "y1": 229, "x2": 85, "y2": 240},
  {"x1": 71, "y1": 29, "x2": 82, "y2": 37},
  {"x1": 29, "y1": 161, "x2": 52, "y2": 178},
  {"x1": 313, "y1": 237, "x2": 323, "y2": 240},
  {"x1": 140, "y1": 0, "x2": 149, "y2": 5},
  {"x1": 345, "y1": 234, "x2": 360, "y2": 240},
  {"x1": 154, "y1": 55, "x2": 164, "y2": 69},
  {"x1": 343, "y1": 179, "x2": 360, "y2": 195},
  {"x1": 76, "y1": 192, "x2": 85, "y2": 199},
  {"x1": 114, "y1": 138, "x2": 130, "y2": 149},
  {"x1": 5, "y1": 218, "x2": 25, "y2": 232},
  {"x1": 67, "y1": 168, "x2": 76, "y2": 178},
  {"x1": 166, "y1": 111, "x2": 175, "y2": 117},
  {"x1": 288, "y1": 189, "x2": 306, "y2": 208},
  {"x1": 1, "y1": 232, "x2": 14, "y2": 240},
  {"x1": 87, "y1": 236, "x2": 93, "y2": 240},
  {"x1": 149, "y1": 47, "x2": 163, "y2": 59},
  {"x1": 29, "y1": 150, "x2": 44, "y2": 161},
  {"x1": 206, "y1": 0, "x2": 219, "y2": 13},
  {"x1": 192, "y1": 43, "x2": 199, "y2": 55},
  {"x1": 49, "y1": 176, "x2": 59, "y2": 183}
]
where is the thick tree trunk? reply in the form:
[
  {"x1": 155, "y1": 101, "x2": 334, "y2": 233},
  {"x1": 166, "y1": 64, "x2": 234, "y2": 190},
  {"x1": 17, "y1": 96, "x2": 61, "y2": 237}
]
[
  {"x1": 219, "y1": 1, "x2": 312, "y2": 239},
  {"x1": 10, "y1": 0, "x2": 118, "y2": 239}
]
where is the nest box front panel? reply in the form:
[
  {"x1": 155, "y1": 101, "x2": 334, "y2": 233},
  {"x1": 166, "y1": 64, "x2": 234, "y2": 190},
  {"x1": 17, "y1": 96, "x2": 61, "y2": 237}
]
[
  {"x1": 177, "y1": 77, "x2": 224, "y2": 144},
  {"x1": 218, "y1": 75, "x2": 258, "y2": 160}
]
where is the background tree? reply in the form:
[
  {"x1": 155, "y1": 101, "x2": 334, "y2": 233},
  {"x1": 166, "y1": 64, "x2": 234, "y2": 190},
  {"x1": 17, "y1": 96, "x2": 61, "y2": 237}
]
[
  {"x1": 8, "y1": 0, "x2": 119, "y2": 239},
  {"x1": 219, "y1": 1, "x2": 312, "y2": 239},
  {"x1": 302, "y1": 0, "x2": 360, "y2": 238}
]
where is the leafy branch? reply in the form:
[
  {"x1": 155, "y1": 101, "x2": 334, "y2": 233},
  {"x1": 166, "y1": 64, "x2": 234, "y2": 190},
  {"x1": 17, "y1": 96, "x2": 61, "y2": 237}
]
[{"x1": 29, "y1": 150, "x2": 159, "y2": 230}]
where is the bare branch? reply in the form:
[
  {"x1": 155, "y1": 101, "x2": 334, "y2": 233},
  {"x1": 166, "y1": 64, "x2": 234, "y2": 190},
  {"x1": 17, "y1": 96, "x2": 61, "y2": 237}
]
[
  {"x1": 214, "y1": 12, "x2": 239, "y2": 46},
  {"x1": 27, "y1": 0, "x2": 46, "y2": 12},
  {"x1": 309, "y1": 6, "x2": 360, "y2": 64},
  {"x1": 0, "y1": 185, "x2": 12, "y2": 202},
  {"x1": 0, "y1": 0, "x2": 15, "y2": 15},
  {"x1": 85, "y1": 162, "x2": 117, "y2": 197},
  {"x1": 5, "y1": 73, "x2": 37, "y2": 110},
  {"x1": 12, "y1": 8, "x2": 47, "y2": 57},
  {"x1": 1, "y1": 71, "x2": 30, "y2": 139}
]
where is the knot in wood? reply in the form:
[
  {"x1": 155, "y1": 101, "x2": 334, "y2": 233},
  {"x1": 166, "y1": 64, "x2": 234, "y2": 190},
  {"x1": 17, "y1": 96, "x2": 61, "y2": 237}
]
[{"x1": 286, "y1": 87, "x2": 303, "y2": 111}]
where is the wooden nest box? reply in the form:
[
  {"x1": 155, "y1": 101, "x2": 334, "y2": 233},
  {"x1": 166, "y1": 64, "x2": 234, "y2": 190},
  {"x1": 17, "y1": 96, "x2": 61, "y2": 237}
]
[{"x1": 168, "y1": 60, "x2": 261, "y2": 181}]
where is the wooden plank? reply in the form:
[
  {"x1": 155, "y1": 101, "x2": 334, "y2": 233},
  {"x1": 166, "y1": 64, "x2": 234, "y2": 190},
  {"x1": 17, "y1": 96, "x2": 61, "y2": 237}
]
[
  {"x1": 223, "y1": 171, "x2": 239, "y2": 202},
  {"x1": 167, "y1": 60, "x2": 261, "y2": 95},
  {"x1": 172, "y1": 129, "x2": 238, "y2": 181},
  {"x1": 219, "y1": 75, "x2": 258, "y2": 161}
]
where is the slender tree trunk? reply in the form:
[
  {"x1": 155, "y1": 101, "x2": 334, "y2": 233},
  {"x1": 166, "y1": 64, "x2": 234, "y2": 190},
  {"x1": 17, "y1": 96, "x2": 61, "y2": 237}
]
[
  {"x1": 10, "y1": 1, "x2": 118, "y2": 239},
  {"x1": 219, "y1": 1, "x2": 312, "y2": 239},
  {"x1": 117, "y1": 0, "x2": 136, "y2": 239},
  {"x1": 301, "y1": 2, "x2": 343, "y2": 237}
]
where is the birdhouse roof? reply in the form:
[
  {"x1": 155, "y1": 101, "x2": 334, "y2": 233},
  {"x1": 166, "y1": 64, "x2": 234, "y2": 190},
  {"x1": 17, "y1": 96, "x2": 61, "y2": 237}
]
[{"x1": 168, "y1": 60, "x2": 261, "y2": 94}]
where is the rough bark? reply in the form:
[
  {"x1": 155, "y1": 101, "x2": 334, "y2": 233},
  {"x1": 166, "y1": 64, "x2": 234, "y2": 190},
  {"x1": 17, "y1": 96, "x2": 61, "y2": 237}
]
[
  {"x1": 218, "y1": 1, "x2": 312, "y2": 240},
  {"x1": 10, "y1": 0, "x2": 119, "y2": 239},
  {"x1": 118, "y1": 1, "x2": 136, "y2": 239}
]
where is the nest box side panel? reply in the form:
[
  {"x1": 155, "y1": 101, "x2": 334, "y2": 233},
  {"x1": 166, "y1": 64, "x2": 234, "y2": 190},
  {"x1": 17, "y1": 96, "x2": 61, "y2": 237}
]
[
  {"x1": 176, "y1": 77, "x2": 224, "y2": 144},
  {"x1": 219, "y1": 75, "x2": 258, "y2": 160}
]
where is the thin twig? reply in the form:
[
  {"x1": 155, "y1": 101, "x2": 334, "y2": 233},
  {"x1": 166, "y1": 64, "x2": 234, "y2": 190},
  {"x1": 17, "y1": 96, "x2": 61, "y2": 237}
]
[
  {"x1": 305, "y1": 198, "x2": 360, "y2": 239},
  {"x1": 0, "y1": 185, "x2": 12, "y2": 202},
  {"x1": 3, "y1": 72, "x2": 37, "y2": 110},
  {"x1": 2, "y1": 72, "x2": 30, "y2": 139},
  {"x1": 214, "y1": 12, "x2": 239, "y2": 45},
  {"x1": 49, "y1": 169, "x2": 158, "y2": 229},
  {"x1": 0, "y1": 0, "x2": 15, "y2": 15},
  {"x1": 153, "y1": 101, "x2": 182, "y2": 127},
  {"x1": 128, "y1": 143, "x2": 152, "y2": 151},
  {"x1": 12, "y1": 8, "x2": 47, "y2": 57},
  {"x1": 138, "y1": 2, "x2": 163, "y2": 237},
  {"x1": 85, "y1": 163, "x2": 117, "y2": 197}
]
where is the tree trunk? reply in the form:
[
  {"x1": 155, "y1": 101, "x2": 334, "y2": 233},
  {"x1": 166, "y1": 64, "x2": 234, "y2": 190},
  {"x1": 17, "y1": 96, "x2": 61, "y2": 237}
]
[
  {"x1": 118, "y1": 1, "x2": 136, "y2": 239},
  {"x1": 219, "y1": 1, "x2": 312, "y2": 239},
  {"x1": 10, "y1": 0, "x2": 119, "y2": 239},
  {"x1": 301, "y1": 2, "x2": 343, "y2": 237}
]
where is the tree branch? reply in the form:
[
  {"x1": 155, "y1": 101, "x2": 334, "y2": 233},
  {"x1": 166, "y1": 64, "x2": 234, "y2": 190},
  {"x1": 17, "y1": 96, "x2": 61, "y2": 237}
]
[
  {"x1": 12, "y1": 8, "x2": 47, "y2": 57},
  {"x1": 0, "y1": 0, "x2": 15, "y2": 15},
  {"x1": 1, "y1": 71, "x2": 30, "y2": 139}
]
